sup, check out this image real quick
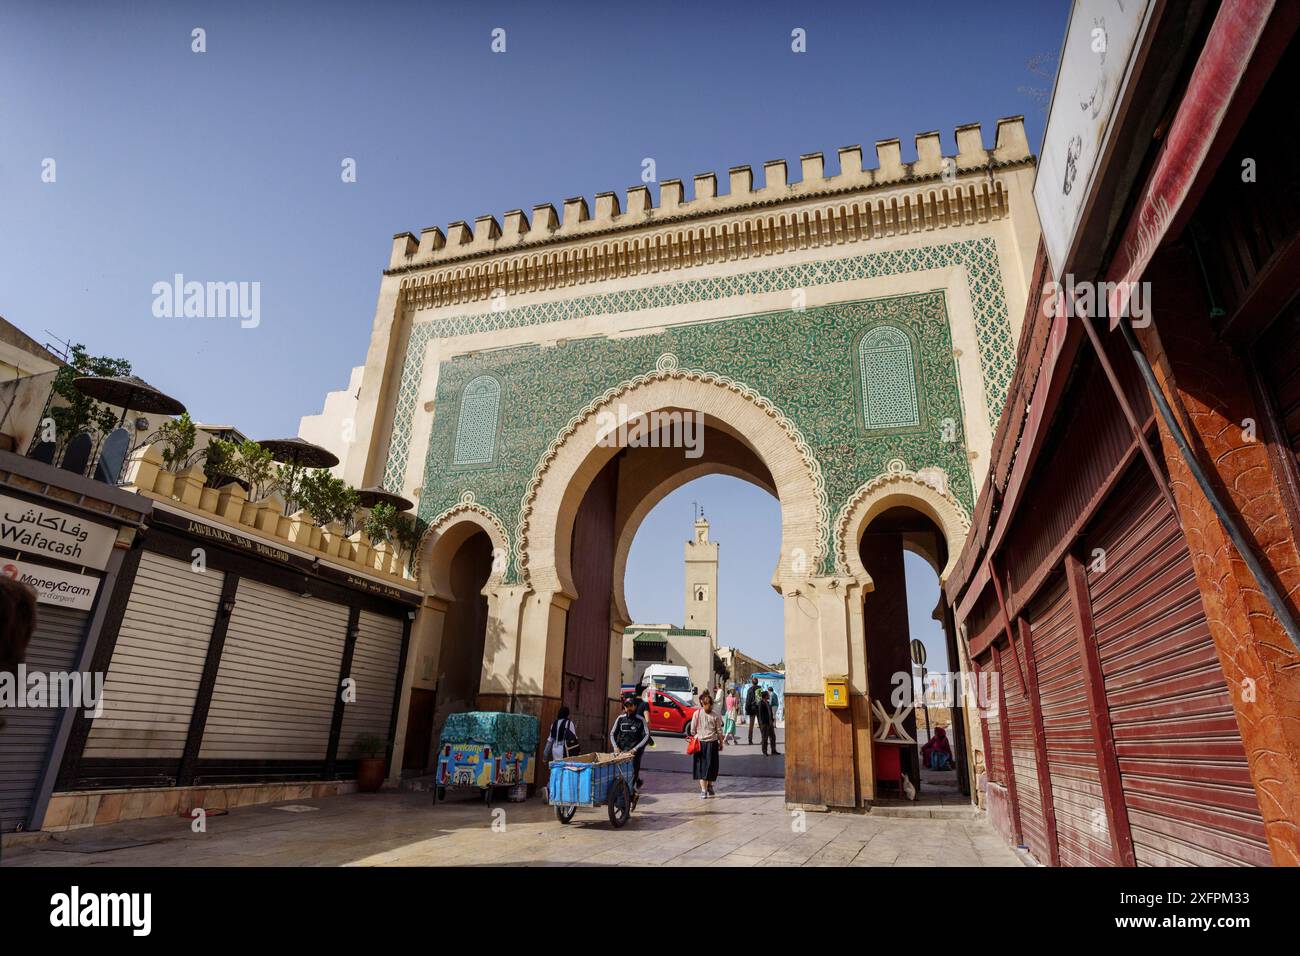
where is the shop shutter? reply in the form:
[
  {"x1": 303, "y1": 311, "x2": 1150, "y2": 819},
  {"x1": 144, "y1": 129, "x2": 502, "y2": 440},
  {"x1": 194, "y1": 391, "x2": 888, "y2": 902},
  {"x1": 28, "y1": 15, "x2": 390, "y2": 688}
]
[
  {"x1": 1002, "y1": 632, "x2": 1050, "y2": 864},
  {"x1": 84, "y1": 552, "x2": 224, "y2": 759},
  {"x1": 338, "y1": 610, "x2": 406, "y2": 758},
  {"x1": 981, "y1": 658, "x2": 1005, "y2": 786},
  {"x1": 0, "y1": 605, "x2": 89, "y2": 832},
  {"x1": 199, "y1": 578, "x2": 349, "y2": 760},
  {"x1": 1086, "y1": 468, "x2": 1270, "y2": 866},
  {"x1": 1028, "y1": 577, "x2": 1112, "y2": 866}
]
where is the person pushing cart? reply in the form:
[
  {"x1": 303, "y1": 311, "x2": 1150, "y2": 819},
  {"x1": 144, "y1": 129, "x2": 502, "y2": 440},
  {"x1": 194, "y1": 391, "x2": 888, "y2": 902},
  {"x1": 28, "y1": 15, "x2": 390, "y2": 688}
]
[{"x1": 609, "y1": 695, "x2": 651, "y2": 790}]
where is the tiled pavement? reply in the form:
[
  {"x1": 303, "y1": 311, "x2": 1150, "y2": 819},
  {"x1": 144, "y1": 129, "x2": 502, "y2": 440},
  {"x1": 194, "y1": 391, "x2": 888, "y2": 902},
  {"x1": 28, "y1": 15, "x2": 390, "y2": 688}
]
[{"x1": 3, "y1": 770, "x2": 1024, "y2": 867}]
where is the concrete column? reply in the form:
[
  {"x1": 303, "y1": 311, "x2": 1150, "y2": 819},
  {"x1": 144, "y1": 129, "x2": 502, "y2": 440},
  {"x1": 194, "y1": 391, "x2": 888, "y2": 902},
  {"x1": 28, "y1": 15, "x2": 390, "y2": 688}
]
[{"x1": 387, "y1": 596, "x2": 446, "y2": 784}]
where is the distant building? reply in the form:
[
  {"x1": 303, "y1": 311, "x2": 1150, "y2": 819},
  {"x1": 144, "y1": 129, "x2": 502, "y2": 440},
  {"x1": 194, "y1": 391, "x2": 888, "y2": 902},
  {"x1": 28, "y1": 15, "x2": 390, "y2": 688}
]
[
  {"x1": 298, "y1": 365, "x2": 363, "y2": 479},
  {"x1": 716, "y1": 645, "x2": 777, "y2": 689},
  {"x1": 0, "y1": 316, "x2": 62, "y2": 454},
  {"x1": 621, "y1": 515, "x2": 723, "y2": 694}
]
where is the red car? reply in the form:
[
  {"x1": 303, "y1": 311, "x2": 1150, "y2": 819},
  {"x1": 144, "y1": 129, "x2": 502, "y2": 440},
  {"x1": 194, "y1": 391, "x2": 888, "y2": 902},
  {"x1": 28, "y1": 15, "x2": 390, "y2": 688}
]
[{"x1": 646, "y1": 690, "x2": 698, "y2": 735}]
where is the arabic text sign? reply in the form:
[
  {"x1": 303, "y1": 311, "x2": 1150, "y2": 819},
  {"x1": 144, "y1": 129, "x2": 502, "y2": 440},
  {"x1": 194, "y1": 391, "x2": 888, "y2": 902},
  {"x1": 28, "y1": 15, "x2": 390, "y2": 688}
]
[
  {"x1": 1033, "y1": 0, "x2": 1154, "y2": 279},
  {"x1": 1, "y1": 557, "x2": 100, "y2": 610},
  {"x1": 0, "y1": 493, "x2": 116, "y2": 570}
]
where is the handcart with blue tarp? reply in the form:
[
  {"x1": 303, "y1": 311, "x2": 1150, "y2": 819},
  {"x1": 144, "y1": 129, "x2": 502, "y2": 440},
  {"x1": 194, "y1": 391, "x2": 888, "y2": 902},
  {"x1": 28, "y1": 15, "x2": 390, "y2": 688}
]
[
  {"x1": 546, "y1": 752, "x2": 637, "y2": 828},
  {"x1": 434, "y1": 711, "x2": 539, "y2": 805}
]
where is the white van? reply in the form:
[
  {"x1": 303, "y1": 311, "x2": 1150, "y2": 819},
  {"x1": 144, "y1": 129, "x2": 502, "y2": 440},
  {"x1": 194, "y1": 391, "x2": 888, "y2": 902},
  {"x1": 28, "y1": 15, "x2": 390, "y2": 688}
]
[{"x1": 639, "y1": 664, "x2": 694, "y2": 702}]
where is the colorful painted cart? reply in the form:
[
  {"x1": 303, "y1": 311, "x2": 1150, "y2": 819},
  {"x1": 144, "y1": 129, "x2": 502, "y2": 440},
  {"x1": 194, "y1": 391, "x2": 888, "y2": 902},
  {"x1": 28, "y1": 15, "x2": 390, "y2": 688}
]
[
  {"x1": 433, "y1": 711, "x2": 539, "y2": 805},
  {"x1": 546, "y1": 752, "x2": 637, "y2": 828}
]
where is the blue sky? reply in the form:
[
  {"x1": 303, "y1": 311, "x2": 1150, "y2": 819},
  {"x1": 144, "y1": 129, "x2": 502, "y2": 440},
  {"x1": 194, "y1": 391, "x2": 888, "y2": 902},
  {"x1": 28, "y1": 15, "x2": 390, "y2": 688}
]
[
  {"x1": 0, "y1": 0, "x2": 1069, "y2": 664},
  {"x1": 626, "y1": 475, "x2": 950, "y2": 669}
]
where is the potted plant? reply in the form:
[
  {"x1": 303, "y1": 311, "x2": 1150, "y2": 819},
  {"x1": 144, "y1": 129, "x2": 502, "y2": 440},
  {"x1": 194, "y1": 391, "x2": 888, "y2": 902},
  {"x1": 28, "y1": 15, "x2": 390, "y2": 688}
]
[{"x1": 351, "y1": 734, "x2": 388, "y2": 793}]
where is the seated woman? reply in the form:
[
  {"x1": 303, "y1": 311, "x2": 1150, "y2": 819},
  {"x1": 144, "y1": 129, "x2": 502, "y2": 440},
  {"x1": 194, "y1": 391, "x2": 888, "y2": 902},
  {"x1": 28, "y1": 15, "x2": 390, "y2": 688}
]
[{"x1": 920, "y1": 725, "x2": 955, "y2": 771}]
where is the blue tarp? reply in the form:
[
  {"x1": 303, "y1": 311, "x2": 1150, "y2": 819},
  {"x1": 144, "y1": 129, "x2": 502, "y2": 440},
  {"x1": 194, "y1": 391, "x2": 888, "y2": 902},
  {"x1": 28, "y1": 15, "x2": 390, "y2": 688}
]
[{"x1": 438, "y1": 711, "x2": 540, "y2": 754}]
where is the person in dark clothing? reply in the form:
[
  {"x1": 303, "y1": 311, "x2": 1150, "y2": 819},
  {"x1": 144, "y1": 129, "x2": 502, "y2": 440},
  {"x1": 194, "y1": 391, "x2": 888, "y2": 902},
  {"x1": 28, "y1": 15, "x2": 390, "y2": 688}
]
[
  {"x1": 0, "y1": 577, "x2": 37, "y2": 733},
  {"x1": 544, "y1": 705, "x2": 580, "y2": 762},
  {"x1": 745, "y1": 676, "x2": 760, "y2": 745},
  {"x1": 610, "y1": 695, "x2": 651, "y2": 788},
  {"x1": 758, "y1": 690, "x2": 779, "y2": 756}
]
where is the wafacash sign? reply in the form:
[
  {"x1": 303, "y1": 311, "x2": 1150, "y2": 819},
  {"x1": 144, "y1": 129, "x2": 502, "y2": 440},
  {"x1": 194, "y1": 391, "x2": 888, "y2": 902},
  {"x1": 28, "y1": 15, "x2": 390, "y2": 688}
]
[{"x1": 0, "y1": 494, "x2": 116, "y2": 570}]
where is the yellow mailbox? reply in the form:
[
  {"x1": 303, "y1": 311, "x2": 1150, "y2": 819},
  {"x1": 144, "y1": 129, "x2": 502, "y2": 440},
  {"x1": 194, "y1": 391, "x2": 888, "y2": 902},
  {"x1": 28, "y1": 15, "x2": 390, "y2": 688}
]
[{"x1": 824, "y1": 675, "x2": 849, "y2": 709}]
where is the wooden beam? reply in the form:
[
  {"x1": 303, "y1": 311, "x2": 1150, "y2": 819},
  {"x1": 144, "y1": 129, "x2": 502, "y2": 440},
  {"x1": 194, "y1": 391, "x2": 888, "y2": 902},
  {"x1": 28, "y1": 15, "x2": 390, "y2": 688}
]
[
  {"x1": 1064, "y1": 550, "x2": 1136, "y2": 866},
  {"x1": 989, "y1": 557, "x2": 1027, "y2": 691},
  {"x1": 1018, "y1": 617, "x2": 1061, "y2": 866},
  {"x1": 324, "y1": 607, "x2": 362, "y2": 778},
  {"x1": 177, "y1": 573, "x2": 240, "y2": 787},
  {"x1": 1082, "y1": 314, "x2": 1179, "y2": 516}
]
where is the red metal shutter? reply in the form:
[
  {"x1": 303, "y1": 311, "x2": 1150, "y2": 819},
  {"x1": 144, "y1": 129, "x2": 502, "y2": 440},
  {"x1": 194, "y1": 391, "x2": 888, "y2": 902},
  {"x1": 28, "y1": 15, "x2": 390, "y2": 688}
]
[
  {"x1": 980, "y1": 656, "x2": 1005, "y2": 786},
  {"x1": 1028, "y1": 577, "x2": 1112, "y2": 866},
  {"x1": 1086, "y1": 468, "x2": 1270, "y2": 866},
  {"x1": 1001, "y1": 633, "x2": 1050, "y2": 863}
]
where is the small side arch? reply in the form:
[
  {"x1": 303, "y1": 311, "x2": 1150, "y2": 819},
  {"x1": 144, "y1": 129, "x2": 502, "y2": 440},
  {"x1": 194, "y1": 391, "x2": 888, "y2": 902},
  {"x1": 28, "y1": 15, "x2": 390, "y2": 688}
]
[
  {"x1": 835, "y1": 459, "x2": 970, "y2": 586},
  {"x1": 415, "y1": 493, "x2": 510, "y2": 601}
]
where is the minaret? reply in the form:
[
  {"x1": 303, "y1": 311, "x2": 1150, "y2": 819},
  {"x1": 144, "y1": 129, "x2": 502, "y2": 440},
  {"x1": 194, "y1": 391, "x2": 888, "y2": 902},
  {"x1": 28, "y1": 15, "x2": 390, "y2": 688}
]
[{"x1": 684, "y1": 513, "x2": 719, "y2": 649}]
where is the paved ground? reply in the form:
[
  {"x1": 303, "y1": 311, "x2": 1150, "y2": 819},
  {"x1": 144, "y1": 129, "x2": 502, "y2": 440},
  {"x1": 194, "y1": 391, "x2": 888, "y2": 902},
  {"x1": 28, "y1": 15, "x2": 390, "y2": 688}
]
[
  {"x1": 643, "y1": 725, "x2": 785, "y2": 778},
  {"x1": 4, "y1": 765, "x2": 1022, "y2": 867}
]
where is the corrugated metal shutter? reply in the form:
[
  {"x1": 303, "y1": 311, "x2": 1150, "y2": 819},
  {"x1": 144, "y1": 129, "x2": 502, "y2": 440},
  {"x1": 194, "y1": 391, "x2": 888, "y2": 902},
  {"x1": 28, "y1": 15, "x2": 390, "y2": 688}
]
[
  {"x1": 1086, "y1": 469, "x2": 1270, "y2": 866},
  {"x1": 338, "y1": 610, "x2": 405, "y2": 757},
  {"x1": 84, "y1": 552, "x2": 224, "y2": 759},
  {"x1": 981, "y1": 658, "x2": 1005, "y2": 787},
  {"x1": 1029, "y1": 577, "x2": 1112, "y2": 866},
  {"x1": 199, "y1": 578, "x2": 348, "y2": 760},
  {"x1": 0, "y1": 604, "x2": 89, "y2": 832},
  {"x1": 1002, "y1": 633, "x2": 1050, "y2": 864}
]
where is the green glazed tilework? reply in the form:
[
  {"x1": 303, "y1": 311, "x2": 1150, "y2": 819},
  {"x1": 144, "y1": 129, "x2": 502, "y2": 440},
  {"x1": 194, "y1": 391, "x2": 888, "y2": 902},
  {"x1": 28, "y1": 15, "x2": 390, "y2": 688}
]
[
  {"x1": 382, "y1": 236, "x2": 1012, "y2": 492},
  {"x1": 417, "y1": 291, "x2": 972, "y2": 582}
]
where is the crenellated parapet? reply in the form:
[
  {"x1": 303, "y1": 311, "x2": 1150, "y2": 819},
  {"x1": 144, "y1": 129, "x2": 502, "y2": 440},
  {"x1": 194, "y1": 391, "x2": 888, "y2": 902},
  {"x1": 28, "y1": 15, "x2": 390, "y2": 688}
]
[{"x1": 389, "y1": 118, "x2": 1033, "y2": 309}]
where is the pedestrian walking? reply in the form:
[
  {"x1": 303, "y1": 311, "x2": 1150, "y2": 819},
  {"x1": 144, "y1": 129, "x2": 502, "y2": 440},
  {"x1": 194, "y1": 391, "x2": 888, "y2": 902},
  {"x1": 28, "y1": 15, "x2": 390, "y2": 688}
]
[
  {"x1": 690, "y1": 691, "x2": 724, "y2": 798},
  {"x1": 722, "y1": 687, "x2": 738, "y2": 745},
  {"x1": 544, "y1": 706, "x2": 580, "y2": 762},
  {"x1": 744, "y1": 676, "x2": 760, "y2": 745},
  {"x1": 758, "y1": 690, "x2": 779, "y2": 756}
]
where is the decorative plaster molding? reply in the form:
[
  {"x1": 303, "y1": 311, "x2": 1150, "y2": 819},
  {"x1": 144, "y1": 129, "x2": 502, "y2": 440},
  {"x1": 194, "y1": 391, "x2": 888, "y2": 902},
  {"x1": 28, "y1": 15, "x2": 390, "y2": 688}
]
[
  {"x1": 834, "y1": 458, "x2": 971, "y2": 578},
  {"x1": 414, "y1": 490, "x2": 511, "y2": 585},
  {"x1": 514, "y1": 353, "x2": 829, "y2": 586}
]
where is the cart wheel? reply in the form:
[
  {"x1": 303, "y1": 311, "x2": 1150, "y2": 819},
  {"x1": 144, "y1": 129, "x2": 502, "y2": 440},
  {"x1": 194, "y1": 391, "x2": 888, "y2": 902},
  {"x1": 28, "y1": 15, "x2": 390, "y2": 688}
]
[
  {"x1": 483, "y1": 787, "x2": 493, "y2": 805},
  {"x1": 607, "y1": 778, "x2": 631, "y2": 829},
  {"x1": 435, "y1": 786, "x2": 445, "y2": 803},
  {"x1": 556, "y1": 804, "x2": 577, "y2": 824}
]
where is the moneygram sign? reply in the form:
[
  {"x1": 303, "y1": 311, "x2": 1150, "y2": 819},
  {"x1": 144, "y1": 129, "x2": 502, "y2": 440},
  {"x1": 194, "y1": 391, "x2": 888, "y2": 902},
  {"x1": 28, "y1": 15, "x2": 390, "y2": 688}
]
[
  {"x1": 0, "y1": 494, "x2": 116, "y2": 570},
  {"x1": 0, "y1": 557, "x2": 100, "y2": 611}
]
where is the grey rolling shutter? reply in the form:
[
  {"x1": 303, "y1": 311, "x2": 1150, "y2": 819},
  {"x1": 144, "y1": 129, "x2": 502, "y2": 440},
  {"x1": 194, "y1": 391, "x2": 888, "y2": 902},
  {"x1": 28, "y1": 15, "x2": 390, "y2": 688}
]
[
  {"x1": 338, "y1": 610, "x2": 406, "y2": 758},
  {"x1": 1, "y1": 605, "x2": 90, "y2": 832},
  {"x1": 199, "y1": 578, "x2": 348, "y2": 760},
  {"x1": 84, "y1": 552, "x2": 224, "y2": 759}
]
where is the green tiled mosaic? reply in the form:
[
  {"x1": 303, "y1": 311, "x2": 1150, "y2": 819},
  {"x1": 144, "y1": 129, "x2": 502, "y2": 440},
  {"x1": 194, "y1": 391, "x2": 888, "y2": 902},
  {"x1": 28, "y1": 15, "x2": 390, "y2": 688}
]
[
  {"x1": 382, "y1": 237, "x2": 1012, "y2": 492},
  {"x1": 416, "y1": 290, "x2": 974, "y2": 581}
]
